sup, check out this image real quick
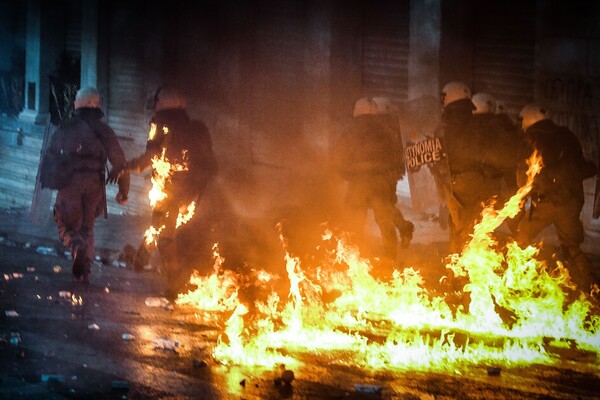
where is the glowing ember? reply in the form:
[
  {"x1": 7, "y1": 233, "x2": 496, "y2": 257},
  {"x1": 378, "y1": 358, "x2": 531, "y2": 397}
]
[{"x1": 178, "y1": 151, "x2": 599, "y2": 371}]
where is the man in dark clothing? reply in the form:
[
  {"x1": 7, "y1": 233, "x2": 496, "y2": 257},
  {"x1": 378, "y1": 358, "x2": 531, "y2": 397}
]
[
  {"x1": 493, "y1": 99, "x2": 523, "y2": 198},
  {"x1": 47, "y1": 87, "x2": 130, "y2": 283},
  {"x1": 128, "y1": 86, "x2": 218, "y2": 298},
  {"x1": 515, "y1": 104, "x2": 597, "y2": 292},
  {"x1": 471, "y1": 92, "x2": 521, "y2": 231},
  {"x1": 433, "y1": 83, "x2": 511, "y2": 254},
  {"x1": 433, "y1": 82, "x2": 480, "y2": 253},
  {"x1": 333, "y1": 97, "x2": 413, "y2": 261},
  {"x1": 372, "y1": 97, "x2": 415, "y2": 250}
]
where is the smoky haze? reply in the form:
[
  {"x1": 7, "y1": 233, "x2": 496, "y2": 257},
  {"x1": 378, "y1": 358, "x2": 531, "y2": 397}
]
[{"x1": 175, "y1": 83, "x2": 350, "y2": 289}]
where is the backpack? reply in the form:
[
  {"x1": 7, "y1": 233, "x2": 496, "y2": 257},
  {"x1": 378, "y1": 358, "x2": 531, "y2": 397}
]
[
  {"x1": 40, "y1": 117, "x2": 104, "y2": 190},
  {"x1": 40, "y1": 131, "x2": 74, "y2": 190}
]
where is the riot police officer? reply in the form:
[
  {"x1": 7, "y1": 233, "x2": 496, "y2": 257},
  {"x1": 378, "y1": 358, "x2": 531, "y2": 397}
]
[
  {"x1": 333, "y1": 96, "x2": 413, "y2": 261},
  {"x1": 515, "y1": 103, "x2": 597, "y2": 292},
  {"x1": 128, "y1": 86, "x2": 218, "y2": 298}
]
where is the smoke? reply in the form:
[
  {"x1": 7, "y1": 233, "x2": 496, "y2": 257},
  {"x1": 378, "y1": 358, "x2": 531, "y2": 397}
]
[{"x1": 182, "y1": 102, "x2": 348, "y2": 281}]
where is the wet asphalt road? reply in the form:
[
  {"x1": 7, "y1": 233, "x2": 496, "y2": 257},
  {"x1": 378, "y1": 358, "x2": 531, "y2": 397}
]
[{"x1": 1, "y1": 237, "x2": 600, "y2": 400}]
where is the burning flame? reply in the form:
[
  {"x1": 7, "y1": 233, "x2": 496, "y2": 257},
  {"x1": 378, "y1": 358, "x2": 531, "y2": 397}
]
[
  {"x1": 176, "y1": 201, "x2": 196, "y2": 228},
  {"x1": 147, "y1": 123, "x2": 169, "y2": 141},
  {"x1": 143, "y1": 121, "x2": 195, "y2": 244},
  {"x1": 71, "y1": 294, "x2": 83, "y2": 306},
  {"x1": 144, "y1": 225, "x2": 165, "y2": 246},
  {"x1": 148, "y1": 149, "x2": 171, "y2": 208},
  {"x1": 177, "y1": 151, "x2": 599, "y2": 371},
  {"x1": 177, "y1": 244, "x2": 240, "y2": 312}
]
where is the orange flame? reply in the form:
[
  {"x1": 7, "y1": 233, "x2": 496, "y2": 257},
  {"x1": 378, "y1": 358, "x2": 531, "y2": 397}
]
[
  {"x1": 147, "y1": 123, "x2": 169, "y2": 141},
  {"x1": 179, "y1": 151, "x2": 600, "y2": 371},
  {"x1": 71, "y1": 294, "x2": 83, "y2": 306},
  {"x1": 144, "y1": 122, "x2": 192, "y2": 243},
  {"x1": 176, "y1": 201, "x2": 196, "y2": 228},
  {"x1": 143, "y1": 225, "x2": 165, "y2": 246}
]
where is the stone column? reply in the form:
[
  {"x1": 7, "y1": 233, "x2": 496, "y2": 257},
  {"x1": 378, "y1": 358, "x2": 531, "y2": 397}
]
[
  {"x1": 19, "y1": 0, "x2": 49, "y2": 124},
  {"x1": 80, "y1": 0, "x2": 99, "y2": 89},
  {"x1": 19, "y1": 0, "x2": 60, "y2": 125},
  {"x1": 81, "y1": 0, "x2": 110, "y2": 106}
]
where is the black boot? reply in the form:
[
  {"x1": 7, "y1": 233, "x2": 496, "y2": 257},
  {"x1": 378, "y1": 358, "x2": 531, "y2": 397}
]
[
  {"x1": 71, "y1": 239, "x2": 87, "y2": 282},
  {"x1": 398, "y1": 220, "x2": 414, "y2": 249}
]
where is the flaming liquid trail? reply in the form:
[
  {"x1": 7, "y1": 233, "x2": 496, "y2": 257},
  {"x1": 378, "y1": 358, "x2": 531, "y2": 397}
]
[
  {"x1": 177, "y1": 244, "x2": 240, "y2": 312},
  {"x1": 180, "y1": 152, "x2": 600, "y2": 371}
]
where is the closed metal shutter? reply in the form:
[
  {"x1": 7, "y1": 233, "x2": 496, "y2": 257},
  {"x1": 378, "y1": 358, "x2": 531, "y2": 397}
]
[
  {"x1": 106, "y1": 2, "x2": 152, "y2": 217},
  {"x1": 472, "y1": 3, "x2": 536, "y2": 116},
  {"x1": 249, "y1": 0, "x2": 307, "y2": 167},
  {"x1": 63, "y1": 0, "x2": 81, "y2": 56},
  {"x1": 107, "y1": 4, "x2": 147, "y2": 147},
  {"x1": 361, "y1": 0, "x2": 410, "y2": 104}
]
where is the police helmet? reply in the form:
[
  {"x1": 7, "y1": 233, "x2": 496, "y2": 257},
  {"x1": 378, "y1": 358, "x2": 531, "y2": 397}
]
[
  {"x1": 372, "y1": 96, "x2": 397, "y2": 115},
  {"x1": 441, "y1": 81, "x2": 471, "y2": 108},
  {"x1": 153, "y1": 86, "x2": 187, "y2": 111},
  {"x1": 518, "y1": 103, "x2": 549, "y2": 131},
  {"x1": 74, "y1": 87, "x2": 102, "y2": 110},
  {"x1": 471, "y1": 93, "x2": 496, "y2": 114}
]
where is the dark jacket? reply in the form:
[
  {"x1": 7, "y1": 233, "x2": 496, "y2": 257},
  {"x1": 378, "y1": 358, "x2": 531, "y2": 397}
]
[
  {"x1": 48, "y1": 107, "x2": 129, "y2": 194},
  {"x1": 439, "y1": 98, "x2": 479, "y2": 174},
  {"x1": 517, "y1": 119, "x2": 593, "y2": 203},
  {"x1": 334, "y1": 114, "x2": 402, "y2": 180},
  {"x1": 470, "y1": 113, "x2": 520, "y2": 177}
]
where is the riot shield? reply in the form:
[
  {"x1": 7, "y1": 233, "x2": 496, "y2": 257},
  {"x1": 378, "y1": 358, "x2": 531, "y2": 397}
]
[
  {"x1": 30, "y1": 117, "x2": 55, "y2": 226},
  {"x1": 398, "y1": 95, "x2": 447, "y2": 212}
]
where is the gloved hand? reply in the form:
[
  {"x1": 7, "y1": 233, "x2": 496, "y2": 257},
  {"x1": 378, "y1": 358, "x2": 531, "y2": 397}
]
[
  {"x1": 107, "y1": 167, "x2": 124, "y2": 184},
  {"x1": 116, "y1": 191, "x2": 128, "y2": 205}
]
